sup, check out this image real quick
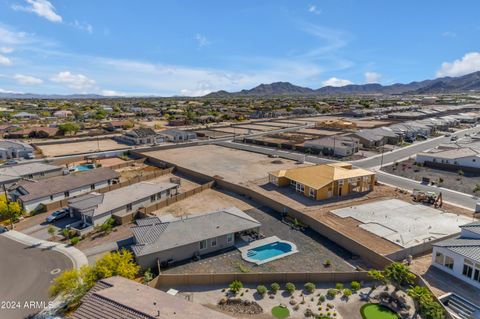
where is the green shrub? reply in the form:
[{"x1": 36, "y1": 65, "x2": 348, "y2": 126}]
[
  {"x1": 256, "y1": 285, "x2": 267, "y2": 296},
  {"x1": 323, "y1": 259, "x2": 331, "y2": 267},
  {"x1": 304, "y1": 282, "x2": 316, "y2": 293},
  {"x1": 285, "y1": 282, "x2": 296, "y2": 294},
  {"x1": 271, "y1": 282, "x2": 280, "y2": 294},
  {"x1": 70, "y1": 236, "x2": 80, "y2": 245},
  {"x1": 319, "y1": 295, "x2": 326, "y2": 303},
  {"x1": 143, "y1": 268, "x2": 154, "y2": 283},
  {"x1": 229, "y1": 280, "x2": 243, "y2": 294},
  {"x1": 343, "y1": 288, "x2": 352, "y2": 298},
  {"x1": 335, "y1": 283, "x2": 344, "y2": 290},
  {"x1": 350, "y1": 281, "x2": 361, "y2": 292}
]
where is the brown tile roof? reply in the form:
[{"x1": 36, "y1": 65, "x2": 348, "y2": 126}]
[
  {"x1": 71, "y1": 276, "x2": 233, "y2": 319},
  {"x1": 17, "y1": 168, "x2": 119, "y2": 202}
]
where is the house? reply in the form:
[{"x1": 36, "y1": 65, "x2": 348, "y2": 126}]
[
  {"x1": 0, "y1": 162, "x2": 62, "y2": 186},
  {"x1": 5, "y1": 127, "x2": 59, "y2": 139},
  {"x1": 158, "y1": 129, "x2": 197, "y2": 143},
  {"x1": 131, "y1": 207, "x2": 261, "y2": 269},
  {"x1": 350, "y1": 130, "x2": 387, "y2": 148},
  {"x1": 432, "y1": 221, "x2": 480, "y2": 289},
  {"x1": 106, "y1": 120, "x2": 132, "y2": 131},
  {"x1": 268, "y1": 163, "x2": 375, "y2": 200},
  {"x1": 304, "y1": 136, "x2": 360, "y2": 157},
  {"x1": 119, "y1": 128, "x2": 163, "y2": 145},
  {"x1": 68, "y1": 182, "x2": 178, "y2": 226},
  {"x1": 53, "y1": 110, "x2": 73, "y2": 118},
  {"x1": 416, "y1": 148, "x2": 480, "y2": 171},
  {"x1": 71, "y1": 276, "x2": 233, "y2": 319},
  {"x1": 12, "y1": 112, "x2": 38, "y2": 119},
  {"x1": 12, "y1": 167, "x2": 120, "y2": 213},
  {"x1": 0, "y1": 140, "x2": 34, "y2": 160}
]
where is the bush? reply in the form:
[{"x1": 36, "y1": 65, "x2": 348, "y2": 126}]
[
  {"x1": 327, "y1": 289, "x2": 337, "y2": 299},
  {"x1": 319, "y1": 295, "x2": 326, "y2": 303},
  {"x1": 229, "y1": 280, "x2": 243, "y2": 294},
  {"x1": 70, "y1": 236, "x2": 80, "y2": 245},
  {"x1": 304, "y1": 282, "x2": 316, "y2": 293},
  {"x1": 271, "y1": 282, "x2": 280, "y2": 294},
  {"x1": 285, "y1": 282, "x2": 296, "y2": 294},
  {"x1": 335, "y1": 283, "x2": 344, "y2": 290},
  {"x1": 256, "y1": 285, "x2": 267, "y2": 296},
  {"x1": 101, "y1": 217, "x2": 115, "y2": 233},
  {"x1": 143, "y1": 268, "x2": 154, "y2": 283},
  {"x1": 343, "y1": 289, "x2": 352, "y2": 298},
  {"x1": 350, "y1": 281, "x2": 361, "y2": 292},
  {"x1": 323, "y1": 259, "x2": 331, "y2": 267}
]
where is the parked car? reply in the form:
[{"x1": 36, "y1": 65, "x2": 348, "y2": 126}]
[
  {"x1": 4, "y1": 160, "x2": 18, "y2": 166},
  {"x1": 26, "y1": 153, "x2": 35, "y2": 159},
  {"x1": 451, "y1": 136, "x2": 458, "y2": 141},
  {"x1": 45, "y1": 209, "x2": 69, "y2": 223},
  {"x1": 0, "y1": 226, "x2": 8, "y2": 233},
  {"x1": 445, "y1": 133, "x2": 451, "y2": 137}
]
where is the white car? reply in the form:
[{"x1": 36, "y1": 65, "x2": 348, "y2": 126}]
[{"x1": 45, "y1": 209, "x2": 69, "y2": 223}]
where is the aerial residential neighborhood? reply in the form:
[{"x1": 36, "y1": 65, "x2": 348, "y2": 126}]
[{"x1": 1, "y1": 1, "x2": 480, "y2": 319}]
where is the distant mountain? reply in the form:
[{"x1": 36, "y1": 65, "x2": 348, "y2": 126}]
[
  {"x1": 0, "y1": 93, "x2": 107, "y2": 99},
  {"x1": 205, "y1": 71, "x2": 480, "y2": 97}
]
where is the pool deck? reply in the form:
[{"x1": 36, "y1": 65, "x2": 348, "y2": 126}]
[{"x1": 237, "y1": 235, "x2": 298, "y2": 265}]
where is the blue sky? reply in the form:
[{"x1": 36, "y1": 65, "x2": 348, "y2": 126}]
[{"x1": 0, "y1": 0, "x2": 479, "y2": 96}]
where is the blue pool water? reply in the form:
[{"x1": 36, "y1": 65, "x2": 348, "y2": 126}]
[
  {"x1": 246, "y1": 241, "x2": 293, "y2": 261},
  {"x1": 74, "y1": 164, "x2": 95, "y2": 171}
]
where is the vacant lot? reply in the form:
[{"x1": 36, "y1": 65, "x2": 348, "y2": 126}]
[
  {"x1": 38, "y1": 139, "x2": 129, "y2": 157},
  {"x1": 382, "y1": 158, "x2": 480, "y2": 195},
  {"x1": 142, "y1": 145, "x2": 304, "y2": 184}
]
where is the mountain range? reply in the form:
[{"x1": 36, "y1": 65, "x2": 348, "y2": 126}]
[
  {"x1": 205, "y1": 71, "x2": 480, "y2": 97},
  {"x1": 1, "y1": 71, "x2": 480, "y2": 99}
]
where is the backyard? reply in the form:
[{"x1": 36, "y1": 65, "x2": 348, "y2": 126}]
[{"x1": 382, "y1": 158, "x2": 480, "y2": 195}]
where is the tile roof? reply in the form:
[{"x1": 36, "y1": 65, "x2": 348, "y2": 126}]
[
  {"x1": 131, "y1": 207, "x2": 261, "y2": 257},
  {"x1": 434, "y1": 220, "x2": 480, "y2": 263},
  {"x1": 17, "y1": 168, "x2": 119, "y2": 202},
  {"x1": 269, "y1": 163, "x2": 374, "y2": 190},
  {"x1": 71, "y1": 276, "x2": 233, "y2": 319}
]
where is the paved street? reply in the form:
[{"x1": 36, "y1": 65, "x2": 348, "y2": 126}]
[{"x1": 0, "y1": 235, "x2": 72, "y2": 319}]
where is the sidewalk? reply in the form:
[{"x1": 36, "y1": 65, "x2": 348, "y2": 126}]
[{"x1": 3, "y1": 230, "x2": 88, "y2": 269}]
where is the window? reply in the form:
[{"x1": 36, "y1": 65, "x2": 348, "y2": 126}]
[
  {"x1": 434, "y1": 252, "x2": 444, "y2": 265},
  {"x1": 126, "y1": 204, "x2": 132, "y2": 212},
  {"x1": 474, "y1": 266, "x2": 480, "y2": 283},
  {"x1": 309, "y1": 188, "x2": 316, "y2": 198},
  {"x1": 338, "y1": 179, "x2": 344, "y2": 186},
  {"x1": 40, "y1": 172, "x2": 45, "y2": 177},
  {"x1": 290, "y1": 180, "x2": 297, "y2": 188},
  {"x1": 28, "y1": 174, "x2": 33, "y2": 179},
  {"x1": 157, "y1": 193, "x2": 162, "y2": 200},
  {"x1": 227, "y1": 233, "x2": 233, "y2": 243},
  {"x1": 444, "y1": 256, "x2": 454, "y2": 269},
  {"x1": 210, "y1": 237, "x2": 217, "y2": 247},
  {"x1": 463, "y1": 259, "x2": 473, "y2": 278},
  {"x1": 64, "y1": 191, "x2": 70, "y2": 198},
  {"x1": 296, "y1": 183, "x2": 304, "y2": 192},
  {"x1": 199, "y1": 240, "x2": 207, "y2": 250},
  {"x1": 50, "y1": 195, "x2": 53, "y2": 201},
  {"x1": 150, "y1": 195, "x2": 156, "y2": 202},
  {"x1": 90, "y1": 184, "x2": 95, "y2": 190}
]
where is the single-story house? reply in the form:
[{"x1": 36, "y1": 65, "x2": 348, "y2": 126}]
[
  {"x1": 268, "y1": 163, "x2": 375, "y2": 200},
  {"x1": 12, "y1": 112, "x2": 38, "y2": 119},
  {"x1": 106, "y1": 121, "x2": 132, "y2": 131},
  {"x1": 416, "y1": 147, "x2": 480, "y2": 170},
  {"x1": 119, "y1": 128, "x2": 163, "y2": 145},
  {"x1": 53, "y1": 110, "x2": 73, "y2": 118},
  {"x1": 158, "y1": 129, "x2": 197, "y2": 143},
  {"x1": 12, "y1": 167, "x2": 120, "y2": 213},
  {"x1": 432, "y1": 221, "x2": 480, "y2": 289},
  {"x1": 131, "y1": 207, "x2": 261, "y2": 269},
  {"x1": 68, "y1": 182, "x2": 178, "y2": 226},
  {"x1": 0, "y1": 162, "x2": 62, "y2": 186},
  {"x1": 304, "y1": 136, "x2": 360, "y2": 157},
  {"x1": 71, "y1": 276, "x2": 234, "y2": 319},
  {"x1": 0, "y1": 140, "x2": 34, "y2": 160},
  {"x1": 350, "y1": 130, "x2": 386, "y2": 148}
]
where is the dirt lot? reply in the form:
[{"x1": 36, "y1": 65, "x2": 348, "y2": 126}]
[
  {"x1": 212, "y1": 127, "x2": 262, "y2": 134},
  {"x1": 382, "y1": 158, "x2": 480, "y2": 195},
  {"x1": 142, "y1": 145, "x2": 304, "y2": 184},
  {"x1": 37, "y1": 139, "x2": 130, "y2": 157},
  {"x1": 152, "y1": 188, "x2": 255, "y2": 217},
  {"x1": 233, "y1": 124, "x2": 278, "y2": 131},
  {"x1": 148, "y1": 173, "x2": 200, "y2": 193}
]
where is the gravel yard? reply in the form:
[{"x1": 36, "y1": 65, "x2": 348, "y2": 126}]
[{"x1": 37, "y1": 139, "x2": 130, "y2": 157}]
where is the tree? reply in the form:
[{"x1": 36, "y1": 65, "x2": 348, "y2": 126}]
[
  {"x1": 367, "y1": 269, "x2": 385, "y2": 285},
  {"x1": 350, "y1": 281, "x2": 361, "y2": 292},
  {"x1": 94, "y1": 249, "x2": 139, "y2": 280},
  {"x1": 256, "y1": 285, "x2": 267, "y2": 297},
  {"x1": 229, "y1": 280, "x2": 243, "y2": 294},
  {"x1": 285, "y1": 282, "x2": 296, "y2": 294},
  {"x1": 384, "y1": 262, "x2": 416, "y2": 290},
  {"x1": 58, "y1": 123, "x2": 80, "y2": 136},
  {"x1": 270, "y1": 282, "x2": 280, "y2": 294},
  {"x1": 0, "y1": 198, "x2": 24, "y2": 229}
]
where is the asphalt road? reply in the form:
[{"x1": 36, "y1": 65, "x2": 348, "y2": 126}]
[{"x1": 0, "y1": 235, "x2": 72, "y2": 319}]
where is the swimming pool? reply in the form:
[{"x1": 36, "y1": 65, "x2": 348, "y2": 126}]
[
  {"x1": 74, "y1": 164, "x2": 96, "y2": 171},
  {"x1": 241, "y1": 238, "x2": 298, "y2": 265}
]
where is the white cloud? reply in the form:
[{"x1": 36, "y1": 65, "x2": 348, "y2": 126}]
[
  {"x1": 12, "y1": 0, "x2": 62, "y2": 23},
  {"x1": 0, "y1": 26, "x2": 28, "y2": 45},
  {"x1": 321, "y1": 77, "x2": 352, "y2": 87},
  {"x1": 364, "y1": 71, "x2": 381, "y2": 83},
  {"x1": 436, "y1": 52, "x2": 480, "y2": 77},
  {"x1": 14, "y1": 74, "x2": 43, "y2": 85},
  {"x1": 195, "y1": 33, "x2": 210, "y2": 48},
  {"x1": 308, "y1": 5, "x2": 321, "y2": 15},
  {"x1": 441, "y1": 31, "x2": 456, "y2": 38},
  {"x1": 0, "y1": 47, "x2": 14, "y2": 54},
  {"x1": 50, "y1": 71, "x2": 95, "y2": 90},
  {"x1": 0, "y1": 88, "x2": 23, "y2": 94},
  {"x1": 72, "y1": 20, "x2": 93, "y2": 34},
  {"x1": 0, "y1": 54, "x2": 12, "y2": 66}
]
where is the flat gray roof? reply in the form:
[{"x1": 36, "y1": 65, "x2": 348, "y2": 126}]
[{"x1": 131, "y1": 207, "x2": 261, "y2": 257}]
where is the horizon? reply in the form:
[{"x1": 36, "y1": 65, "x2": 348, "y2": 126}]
[{"x1": 1, "y1": 1, "x2": 480, "y2": 97}]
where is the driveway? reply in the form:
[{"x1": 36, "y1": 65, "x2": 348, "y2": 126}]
[
  {"x1": 0, "y1": 235, "x2": 72, "y2": 319},
  {"x1": 22, "y1": 216, "x2": 79, "y2": 240}
]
